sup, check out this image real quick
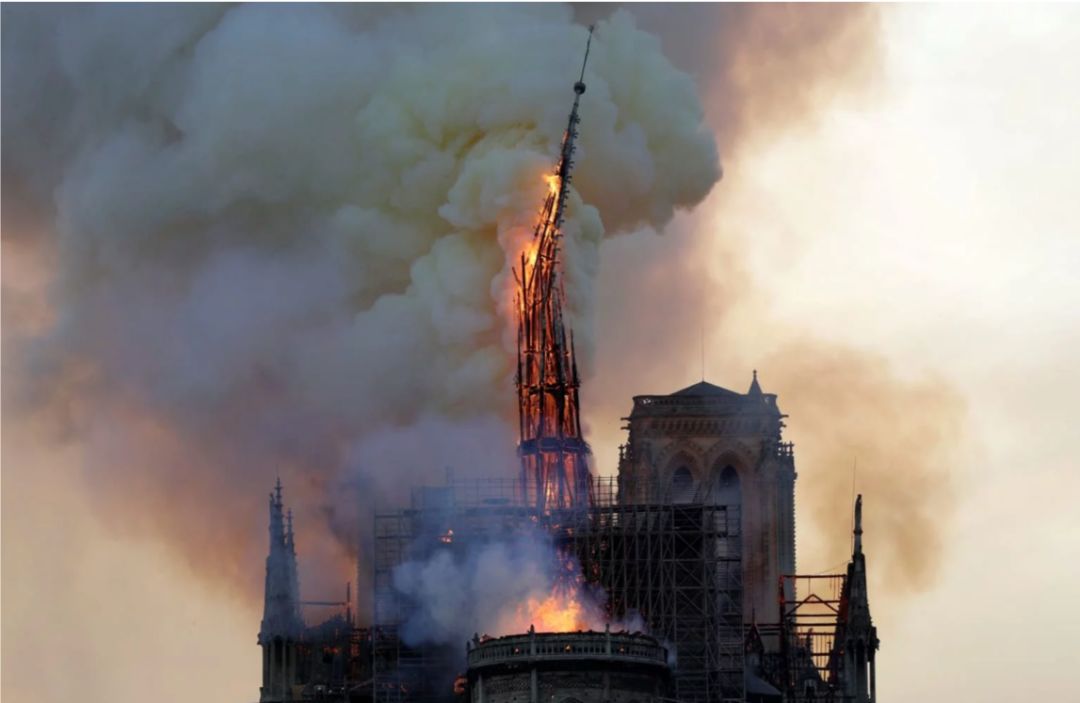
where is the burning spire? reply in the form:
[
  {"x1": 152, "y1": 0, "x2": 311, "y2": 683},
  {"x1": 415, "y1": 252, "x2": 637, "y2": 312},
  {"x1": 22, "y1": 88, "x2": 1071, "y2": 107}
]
[{"x1": 514, "y1": 27, "x2": 595, "y2": 513}]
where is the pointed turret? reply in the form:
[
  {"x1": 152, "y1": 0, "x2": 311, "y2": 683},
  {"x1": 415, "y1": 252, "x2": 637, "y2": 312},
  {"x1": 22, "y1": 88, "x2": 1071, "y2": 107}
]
[
  {"x1": 853, "y1": 493, "x2": 863, "y2": 556},
  {"x1": 838, "y1": 495, "x2": 879, "y2": 703},
  {"x1": 748, "y1": 369, "x2": 763, "y2": 397},
  {"x1": 260, "y1": 482, "x2": 303, "y2": 641},
  {"x1": 259, "y1": 480, "x2": 304, "y2": 702}
]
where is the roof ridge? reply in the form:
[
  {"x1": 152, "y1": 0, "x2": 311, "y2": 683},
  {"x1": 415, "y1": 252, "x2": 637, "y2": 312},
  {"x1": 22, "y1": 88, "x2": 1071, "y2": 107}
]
[{"x1": 671, "y1": 380, "x2": 742, "y2": 397}]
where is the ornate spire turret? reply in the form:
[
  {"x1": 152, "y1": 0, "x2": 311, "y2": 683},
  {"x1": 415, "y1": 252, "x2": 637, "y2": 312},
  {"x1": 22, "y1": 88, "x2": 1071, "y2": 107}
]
[
  {"x1": 260, "y1": 481, "x2": 303, "y2": 641},
  {"x1": 838, "y1": 494, "x2": 879, "y2": 703},
  {"x1": 853, "y1": 493, "x2": 863, "y2": 556},
  {"x1": 259, "y1": 480, "x2": 304, "y2": 702},
  {"x1": 515, "y1": 26, "x2": 595, "y2": 512}
]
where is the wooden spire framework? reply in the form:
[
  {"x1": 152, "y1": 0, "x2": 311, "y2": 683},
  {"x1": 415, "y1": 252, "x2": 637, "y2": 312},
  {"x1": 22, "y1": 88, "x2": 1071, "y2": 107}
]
[{"x1": 514, "y1": 27, "x2": 594, "y2": 513}]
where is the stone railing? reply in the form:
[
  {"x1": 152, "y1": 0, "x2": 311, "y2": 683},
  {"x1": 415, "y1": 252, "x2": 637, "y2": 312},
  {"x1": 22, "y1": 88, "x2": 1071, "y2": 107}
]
[{"x1": 466, "y1": 628, "x2": 668, "y2": 670}]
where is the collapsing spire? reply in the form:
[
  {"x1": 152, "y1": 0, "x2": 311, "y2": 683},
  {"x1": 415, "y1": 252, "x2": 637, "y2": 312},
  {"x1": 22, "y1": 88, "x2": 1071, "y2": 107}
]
[{"x1": 514, "y1": 26, "x2": 595, "y2": 512}]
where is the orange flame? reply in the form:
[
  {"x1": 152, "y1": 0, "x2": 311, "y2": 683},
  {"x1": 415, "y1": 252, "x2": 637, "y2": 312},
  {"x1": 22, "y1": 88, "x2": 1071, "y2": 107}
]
[
  {"x1": 544, "y1": 174, "x2": 561, "y2": 228},
  {"x1": 545, "y1": 174, "x2": 560, "y2": 197},
  {"x1": 501, "y1": 549, "x2": 602, "y2": 634},
  {"x1": 508, "y1": 173, "x2": 559, "y2": 318},
  {"x1": 516, "y1": 584, "x2": 589, "y2": 633},
  {"x1": 533, "y1": 174, "x2": 560, "y2": 262}
]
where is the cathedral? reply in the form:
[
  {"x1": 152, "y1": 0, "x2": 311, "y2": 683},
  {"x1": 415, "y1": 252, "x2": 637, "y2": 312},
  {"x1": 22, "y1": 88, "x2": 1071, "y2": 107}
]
[
  {"x1": 256, "y1": 29, "x2": 878, "y2": 703},
  {"x1": 257, "y1": 374, "x2": 879, "y2": 703}
]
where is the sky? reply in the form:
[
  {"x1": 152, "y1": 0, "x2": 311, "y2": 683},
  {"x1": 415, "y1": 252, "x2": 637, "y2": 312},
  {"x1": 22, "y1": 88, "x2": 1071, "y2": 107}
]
[
  {"x1": 803, "y1": 6, "x2": 1080, "y2": 695},
  {"x1": 4, "y1": 4, "x2": 1079, "y2": 703},
  {"x1": 640, "y1": 4, "x2": 1080, "y2": 697}
]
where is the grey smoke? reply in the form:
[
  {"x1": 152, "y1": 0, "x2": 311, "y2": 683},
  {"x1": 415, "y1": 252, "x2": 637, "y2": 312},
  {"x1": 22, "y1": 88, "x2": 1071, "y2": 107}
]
[
  {"x1": 2, "y1": 3, "x2": 719, "y2": 605},
  {"x1": 392, "y1": 531, "x2": 573, "y2": 645},
  {"x1": 392, "y1": 527, "x2": 645, "y2": 646}
]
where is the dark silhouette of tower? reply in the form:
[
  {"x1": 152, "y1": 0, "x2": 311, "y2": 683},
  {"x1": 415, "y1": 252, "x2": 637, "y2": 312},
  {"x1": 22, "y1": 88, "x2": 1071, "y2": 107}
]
[
  {"x1": 515, "y1": 27, "x2": 594, "y2": 512},
  {"x1": 616, "y1": 372, "x2": 797, "y2": 625},
  {"x1": 259, "y1": 479, "x2": 304, "y2": 702},
  {"x1": 837, "y1": 495, "x2": 879, "y2": 703}
]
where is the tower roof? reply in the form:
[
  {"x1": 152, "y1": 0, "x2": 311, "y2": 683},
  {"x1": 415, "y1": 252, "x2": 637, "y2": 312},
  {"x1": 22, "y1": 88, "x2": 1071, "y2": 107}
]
[
  {"x1": 631, "y1": 372, "x2": 782, "y2": 420},
  {"x1": 748, "y1": 369, "x2": 763, "y2": 396},
  {"x1": 672, "y1": 380, "x2": 743, "y2": 398}
]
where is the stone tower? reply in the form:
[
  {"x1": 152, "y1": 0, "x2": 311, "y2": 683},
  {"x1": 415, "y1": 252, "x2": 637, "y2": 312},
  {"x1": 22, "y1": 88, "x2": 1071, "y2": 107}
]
[
  {"x1": 839, "y1": 495, "x2": 879, "y2": 703},
  {"x1": 616, "y1": 372, "x2": 797, "y2": 625},
  {"x1": 259, "y1": 479, "x2": 304, "y2": 702}
]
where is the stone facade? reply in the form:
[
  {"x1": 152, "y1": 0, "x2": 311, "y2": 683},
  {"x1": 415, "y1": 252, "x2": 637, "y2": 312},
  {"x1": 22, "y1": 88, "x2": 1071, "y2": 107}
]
[{"x1": 616, "y1": 375, "x2": 797, "y2": 626}]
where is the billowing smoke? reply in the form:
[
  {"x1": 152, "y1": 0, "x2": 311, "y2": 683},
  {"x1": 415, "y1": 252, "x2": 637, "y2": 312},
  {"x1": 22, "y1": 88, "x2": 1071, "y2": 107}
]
[
  {"x1": 760, "y1": 341, "x2": 966, "y2": 593},
  {"x1": 392, "y1": 529, "x2": 626, "y2": 647},
  {"x1": 581, "y1": 4, "x2": 967, "y2": 601},
  {"x1": 577, "y1": 4, "x2": 885, "y2": 155},
  {"x1": 4, "y1": 1, "x2": 960, "y2": 622},
  {"x1": 2, "y1": 4, "x2": 718, "y2": 607},
  {"x1": 393, "y1": 535, "x2": 555, "y2": 646},
  {"x1": 586, "y1": 223, "x2": 970, "y2": 598}
]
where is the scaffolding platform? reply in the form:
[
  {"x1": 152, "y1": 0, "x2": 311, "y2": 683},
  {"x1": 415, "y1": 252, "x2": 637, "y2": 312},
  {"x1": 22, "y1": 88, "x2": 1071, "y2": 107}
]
[{"x1": 372, "y1": 478, "x2": 744, "y2": 703}]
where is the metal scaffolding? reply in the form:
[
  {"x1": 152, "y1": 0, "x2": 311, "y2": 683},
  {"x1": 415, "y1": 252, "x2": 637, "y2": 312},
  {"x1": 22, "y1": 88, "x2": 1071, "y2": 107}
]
[
  {"x1": 746, "y1": 574, "x2": 851, "y2": 702},
  {"x1": 372, "y1": 477, "x2": 744, "y2": 703},
  {"x1": 373, "y1": 509, "x2": 413, "y2": 703},
  {"x1": 558, "y1": 502, "x2": 744, "y2": 703}
]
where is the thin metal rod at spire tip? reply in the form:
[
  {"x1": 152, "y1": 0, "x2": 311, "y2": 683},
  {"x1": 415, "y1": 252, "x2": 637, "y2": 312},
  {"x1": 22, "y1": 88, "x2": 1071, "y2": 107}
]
[{"x1": 579, "y1": 25, "x2": 594, "y2": 84}]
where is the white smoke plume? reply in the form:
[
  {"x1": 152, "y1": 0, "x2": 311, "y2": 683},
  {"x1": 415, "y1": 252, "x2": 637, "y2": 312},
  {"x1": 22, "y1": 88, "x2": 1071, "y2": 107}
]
[
  {"x1": 2, "y1": 4, "x2": 719, "y2": 606},
  {"x1": 392, "y1": 529, "x2": 611, "y2": 647}
]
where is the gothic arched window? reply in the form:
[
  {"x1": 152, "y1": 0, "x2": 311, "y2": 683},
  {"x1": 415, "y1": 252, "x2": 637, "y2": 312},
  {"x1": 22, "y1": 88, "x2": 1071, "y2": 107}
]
[
  {"x1": 718, "y1": 465, "x2": 741, "y2": 504},
  {"x1": 671, "y1": 465, "x2": 695, "y2": 503},
  {"x1": 703, "y1": 462, "x2": 742, "y2": 510}
]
